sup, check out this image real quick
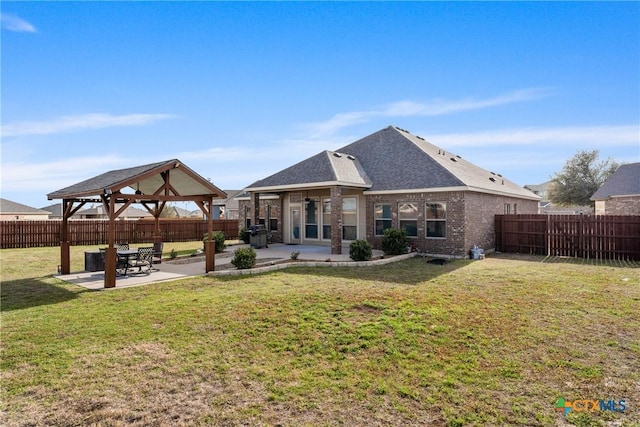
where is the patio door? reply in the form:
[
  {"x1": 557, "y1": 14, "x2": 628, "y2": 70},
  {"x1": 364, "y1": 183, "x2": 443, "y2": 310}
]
[{"x1": 290, "y1": 208, "x2": 301, "y2": 244}]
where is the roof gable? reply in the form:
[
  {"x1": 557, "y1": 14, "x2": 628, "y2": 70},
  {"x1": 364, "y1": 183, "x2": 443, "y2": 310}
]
[
  {"x1": 247, "y1": 151, "x2": 371, "y2": 191},
  {"x1": 47, "y1": 159, "x2": 225, "y2": 200},
  {"x1": 591, "y1": 162, "x2": 640, "y2": 200}
]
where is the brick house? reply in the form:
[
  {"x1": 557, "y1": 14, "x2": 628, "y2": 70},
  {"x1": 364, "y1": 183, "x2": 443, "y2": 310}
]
[
  {"x1": 591, "y1": 162, "x2": 640, "y2": 215},
  {"x1": 0, "y1": 198, "x2": 52, "y2": 220},
  {"x1": 243, "y1": 126, "x2": 539, "y2": 257}
]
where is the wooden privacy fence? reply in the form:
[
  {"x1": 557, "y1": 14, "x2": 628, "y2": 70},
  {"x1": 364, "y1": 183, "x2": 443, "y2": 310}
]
[
  {"x1": 0, "y1": 219, "x2": 239, "y2": 249},
  {"x1": 496, "y1": 214, "x2": 640, "y2": 261}
]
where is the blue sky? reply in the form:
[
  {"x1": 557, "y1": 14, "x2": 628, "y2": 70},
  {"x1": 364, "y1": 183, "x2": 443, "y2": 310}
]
[{"x1": 2, "y1": 1, "x2": 639, "y2": 209}]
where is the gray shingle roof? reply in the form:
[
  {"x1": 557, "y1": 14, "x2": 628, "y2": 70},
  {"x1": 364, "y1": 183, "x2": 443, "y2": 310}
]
[
  {"x1": 247, "y1": 150, "x2": 372, "y2": 190},
  {"x1": 0, "y1": 198, "x2": 52, "y2": 215},
  {"x1": 248, "y1": 126, "x2": 538, "y2": 200},
  {"x1": 591, "y1": 162, "x2": 640, "y2": 200},
  {"x1": 47, "y1": 159, "x2": 225, "y2": 200}
]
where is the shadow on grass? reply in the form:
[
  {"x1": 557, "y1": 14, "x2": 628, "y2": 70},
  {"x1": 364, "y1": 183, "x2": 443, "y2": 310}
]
[
  {"x1": 1, "y1": 276, "x2": 86, "y2": 312},
  {"x1": 494, "y1": 252, "x2": 640, "y2": 268},
  {"x1": 214, "y1": 256, "x2": 471, "y2": 286}
]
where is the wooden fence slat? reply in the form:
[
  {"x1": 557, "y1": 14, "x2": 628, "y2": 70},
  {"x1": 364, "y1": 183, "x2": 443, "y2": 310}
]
[
  {"x1": 496, "y1": 214, "x2": 640, "y2": 261},
  {"x1": 0, "y1": 219, "x2": 239, "y2": 249}
]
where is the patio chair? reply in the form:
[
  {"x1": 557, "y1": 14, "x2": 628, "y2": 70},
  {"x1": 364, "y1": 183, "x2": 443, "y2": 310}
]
[
  {"x1": 116, "y1": 242, "x2": 129, "y2": 251},
  {"x1": 115, "y1": 251, "x2": 135, "y2": 276},
  {"x1": 152, "y1": 242, "x2": 164, "y2": 268},
  {"x1": 131, "y1": 247, "x2": 154, "y2": 274}
]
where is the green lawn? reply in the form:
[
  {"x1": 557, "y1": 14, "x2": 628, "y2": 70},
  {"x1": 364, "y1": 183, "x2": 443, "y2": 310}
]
[{"x1": 1, "y1": 246, "x2": 639, "y2": 426}]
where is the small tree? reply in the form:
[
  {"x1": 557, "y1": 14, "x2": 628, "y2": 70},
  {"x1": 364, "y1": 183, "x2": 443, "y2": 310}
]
[
  {"x1": 381, "y1": 228, "x2": 409, "y2": 255},
  {"x1": 548, "y1": 150, "x2": 619, "y2": 206}
]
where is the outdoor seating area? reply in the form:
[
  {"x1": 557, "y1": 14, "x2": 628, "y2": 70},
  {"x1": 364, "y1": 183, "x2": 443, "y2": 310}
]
[
  {"x1": 88, "y1": 244, "x2": 159, "y2": 278},
  {"x1": 61, "y1": 243, "x2": 390, "y2": 290}
]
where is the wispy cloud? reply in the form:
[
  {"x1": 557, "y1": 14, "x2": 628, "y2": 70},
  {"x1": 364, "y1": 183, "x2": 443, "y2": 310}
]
[
  {"x1": 1, "y1": 13, "x2": 37, "y2": 33},
  {"x1": 304, "y1": 88, "x2": 554, "y2": 137},
  {"x1": 1, "y1": 113, "x2": 177, "y2": 138},
  {"x1": 1, "y1": 156, "x2": 125, "y2": 193},
  {"x1": 427, "y1": 125, "x2": 640, "y2": 147}
]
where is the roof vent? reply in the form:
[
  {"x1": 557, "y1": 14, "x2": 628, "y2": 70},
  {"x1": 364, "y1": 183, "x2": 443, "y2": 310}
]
[
  {"x1": 489, "y1": 177, "x2": 496, "y2": 183},
  {"x1": 347, "y1": 155, "x2": 355, "y2": 160},
  {"x1": 456, "y1": 155, "x2": 461, "y2": 159},
  {"x1": 450, "y1": 157, "x2": 457, "y2": 162},
  {"x1": 416, "y1": 135, "x2": 425, "y2": 141},
  {"x1": 490, "y1": 172, "x2": 496, "y2": 175},
  {"x1": 332, "y1": 152, "x2": 342, "y2": 158}
]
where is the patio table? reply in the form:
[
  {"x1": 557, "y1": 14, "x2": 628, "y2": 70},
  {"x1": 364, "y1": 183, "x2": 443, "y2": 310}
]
[{"x1": 117, "y1": 249, "x2": 140, "y2": 276}]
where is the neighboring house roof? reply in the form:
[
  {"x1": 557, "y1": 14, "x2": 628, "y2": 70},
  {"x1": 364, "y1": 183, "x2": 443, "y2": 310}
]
[
  {"x1": 76, "y1": 204, "x2": 152, "y2": 218},
  {"x1": 524, "y1": 182, "x2": 550, "y2": 198},
  {"x1": 591, "y1": 162, "x2": 640, "y2": 200},
  {"x1": 212, "y1": 189, "x2": 244, "y2": 209},
  {"x1": 0, "y1": 198, "x2": 52, "y2": 215},
  {"x1": 247, "y1": 126, "x2": 539, "y2": 200},
  {"x1": 41, "y1": 203, "x2": 63, "y2": 217},
  {"x1": 247, "y1": 150, "x2": 372, "y2": 191}
]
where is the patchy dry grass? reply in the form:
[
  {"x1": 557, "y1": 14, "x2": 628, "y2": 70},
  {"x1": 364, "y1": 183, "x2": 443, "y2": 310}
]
[{"x1": 1, "y1": 248, "x2": 639, "y2": 426}]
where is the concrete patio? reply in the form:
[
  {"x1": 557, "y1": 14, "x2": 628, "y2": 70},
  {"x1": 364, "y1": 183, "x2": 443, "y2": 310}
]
[{"x1": 56, "y1": 243, "x2": 395, "y2": 290}]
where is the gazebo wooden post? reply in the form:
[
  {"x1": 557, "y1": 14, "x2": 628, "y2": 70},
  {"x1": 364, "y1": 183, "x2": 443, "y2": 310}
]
[
  {"x1": 60, "y1": 199, "x2": 71, "y2": 274},
  {"x1": 104, "y1": 194, "x2": 117, "y2": 288},
  {"x1": 153, "y1": 213, "x2": 162, "y2": 244},
  {"x1": 205, "y1": 198, "x2": 215, "y2": 272}
]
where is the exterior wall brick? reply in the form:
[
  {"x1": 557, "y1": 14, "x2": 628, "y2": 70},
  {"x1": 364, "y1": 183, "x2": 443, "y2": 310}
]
[
  {"x1": 238, "y1": 196, "x2": 283, "y2": 243},
  {"x1": 365, "y1": 191, "x2": 464, "y2": 256},
  {"x1": 602, "y1": 197, "x2": 640, "y2": 215},
  {"x1": 242, "y1": 190, "x2": 538, "y2": 258},
  {"x1": 365, "y1": 191, "x2": 538, "y2": 257},
  {"x1": 464, "y1": 193, "x2": 538, "y2": 255}
]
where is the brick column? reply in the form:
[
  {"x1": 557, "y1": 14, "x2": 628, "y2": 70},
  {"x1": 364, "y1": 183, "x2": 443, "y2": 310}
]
[
  {"x1": 250, "y1": 192, "x2": 260, "y2": 226},
  {"x1": 330, "y1": 186, "x2": 343, "y2": 254}
]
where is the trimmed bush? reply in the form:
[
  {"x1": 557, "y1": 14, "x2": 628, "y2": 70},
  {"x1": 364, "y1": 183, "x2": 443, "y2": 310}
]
[
  {"x1": 203, "y1": 231, "x2": 226, "y2": 253},
  {"x1": 381, "y1": 228, "x2": 409, "y2": 255},
  {"x1": 231, "y1": 247, "x2": 257, "y2": 269},
  {"x1": 349, "y1": 239, "x2": 372, "y2": 261}
]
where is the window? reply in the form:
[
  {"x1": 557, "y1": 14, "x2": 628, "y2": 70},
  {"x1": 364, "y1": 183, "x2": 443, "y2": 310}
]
[
  {"x1": 504, "y1": 203, "x2": 511, "y2": 214},
  {"x1": 398, "y1": 202, "x2": 418, "y2": 237},
  {"x1": 266, "y1": 205, "x2": 278, "y2": 231},
  {"x1": 374, "y1": 203, "x2": 392, "y2": 236},
  {"x1": 426, "y1": 202, "x2": 446, "y2": 238},
  {"x1": 342, "y1": 197, "x2": 357, "y2": 240},
  {"x1": 322, "y1": 199, "x2": 331, "y2": 239},
  {"x1": 305, "y1": 198, "x2": 319, "y2": 239},
  {"x1": 513, "y1": 203, "x2": 517, "y2": 215}
]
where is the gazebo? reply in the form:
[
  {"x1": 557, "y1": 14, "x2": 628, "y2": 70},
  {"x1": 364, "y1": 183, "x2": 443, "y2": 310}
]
[{"x1": 47, "y1": 159, "x2": 226, "y2": 288}]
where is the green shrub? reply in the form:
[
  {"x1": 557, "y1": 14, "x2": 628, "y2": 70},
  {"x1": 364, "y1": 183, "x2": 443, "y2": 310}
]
[
  {"x1": 290, "y1": 251, "x2": 300, "y2": 260},
  {"x1": 203, "y1": 231, "x2": 226, "y2": 252},
  {"x1": 169, "y1": 248, "x2": 177, "y2": 259},
  {"x1": 381, "y1": 228, "x2": 409, "y2": 255},
  {"x1": 231, "y1": 247, "x2": 257, "y2": 269},
  {"x1": 349, "y1": 239, "x2": 372, "y2": 261}
]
